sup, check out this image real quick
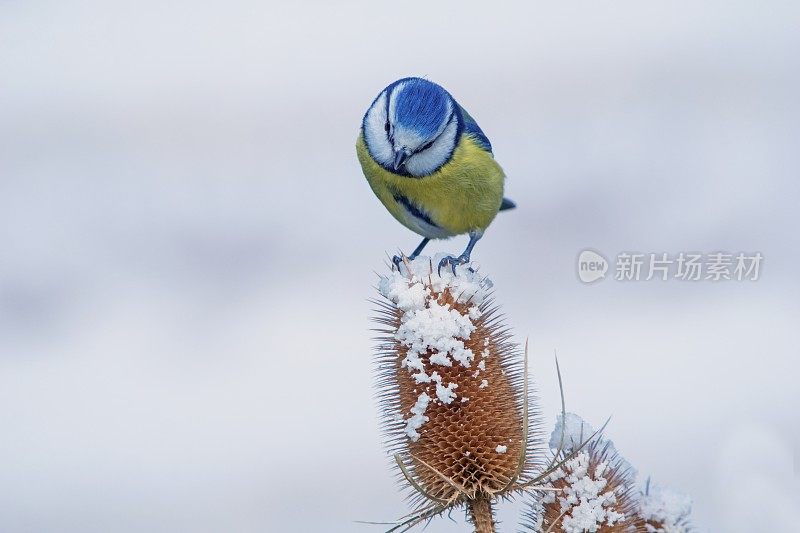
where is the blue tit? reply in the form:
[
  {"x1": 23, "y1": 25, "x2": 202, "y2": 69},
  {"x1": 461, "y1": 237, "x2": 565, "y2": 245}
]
[{"x1": 355, "y1": 77, "x2": 515, "y2": 273}]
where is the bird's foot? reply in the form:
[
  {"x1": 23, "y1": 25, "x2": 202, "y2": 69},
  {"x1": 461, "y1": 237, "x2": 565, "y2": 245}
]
[
  {"x1": 437, "y1": 253, "x2": 472, "y2": 276},
  {"x1": 392, "y1": 255, "x2": 404, "y2": 271}
]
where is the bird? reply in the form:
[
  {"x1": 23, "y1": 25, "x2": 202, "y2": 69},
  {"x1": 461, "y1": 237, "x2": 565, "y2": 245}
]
[{"x1": 356, "y1": 77, "x2": 515, "y2": 274}]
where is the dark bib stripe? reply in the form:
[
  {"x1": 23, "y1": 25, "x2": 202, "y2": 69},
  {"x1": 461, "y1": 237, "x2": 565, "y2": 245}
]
[{"x1": 392, "y1": 193, "x2": 439, "y2": 228}]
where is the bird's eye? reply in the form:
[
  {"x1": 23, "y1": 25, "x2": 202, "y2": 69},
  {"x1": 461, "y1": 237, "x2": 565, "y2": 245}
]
[
  {"x1": 420, "y1": 140, "x2": 435, "y2": 152},
  {"x1": 384, "y1": 121, "x2": 390, "y2": 133}
]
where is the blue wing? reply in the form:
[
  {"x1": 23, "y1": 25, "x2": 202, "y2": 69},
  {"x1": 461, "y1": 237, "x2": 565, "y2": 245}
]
[{"x1": 458, "y1": 105, "x2": 492, "y2": 154}]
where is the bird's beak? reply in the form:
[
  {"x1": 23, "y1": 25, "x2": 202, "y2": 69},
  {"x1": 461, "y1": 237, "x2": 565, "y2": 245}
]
[{"x1": 392, "y1": 148, "x2": 411, "y2": 171}]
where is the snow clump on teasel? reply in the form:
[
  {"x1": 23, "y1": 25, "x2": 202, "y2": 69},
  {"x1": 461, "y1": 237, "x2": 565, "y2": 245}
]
[{"x1": 525, "y1": 413, "x2": 643, "y2": 533}]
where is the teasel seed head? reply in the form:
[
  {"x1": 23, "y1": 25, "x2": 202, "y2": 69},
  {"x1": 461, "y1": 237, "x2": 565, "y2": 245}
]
[
  {"x1": 524, "y1": 413, "x2": 646, "y2": 533},
  {"x1": 372, "y1": 256, "x2": 542, "y2": 532}
]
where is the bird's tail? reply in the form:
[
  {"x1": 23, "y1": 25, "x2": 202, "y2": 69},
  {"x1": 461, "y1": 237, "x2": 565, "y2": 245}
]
[{"x1": 500, "y1": 197, "x2": 516, "y2": 211}]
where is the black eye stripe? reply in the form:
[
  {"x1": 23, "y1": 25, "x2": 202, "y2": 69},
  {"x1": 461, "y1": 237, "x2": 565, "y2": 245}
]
[{"x1": 384, "y1": 89, "x2": 393, "y2": 141}]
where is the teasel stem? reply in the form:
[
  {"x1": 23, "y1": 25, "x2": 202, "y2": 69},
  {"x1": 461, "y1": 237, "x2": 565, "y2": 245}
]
[{"x1": 468, "y1": 493, "x2": 495, "y2": 533}]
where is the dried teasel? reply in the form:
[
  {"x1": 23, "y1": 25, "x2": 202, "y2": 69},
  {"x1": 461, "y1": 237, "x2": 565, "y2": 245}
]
[
  {"x1": 371, "y1": 255, "x2": 544, "y2": 532},
  {"x1": 523, "y1": 414, "x2": 646, "y2": 533}
]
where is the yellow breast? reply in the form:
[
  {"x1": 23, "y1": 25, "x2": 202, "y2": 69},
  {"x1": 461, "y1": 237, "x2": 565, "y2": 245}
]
[{"x1": 356, "y1": 134, "x2": 505, "y2": 238}]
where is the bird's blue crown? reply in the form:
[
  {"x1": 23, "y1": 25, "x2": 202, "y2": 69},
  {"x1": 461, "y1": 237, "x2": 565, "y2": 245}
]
[{"x1": 392, "y1": 78, "x2": 452, "y2": 139}]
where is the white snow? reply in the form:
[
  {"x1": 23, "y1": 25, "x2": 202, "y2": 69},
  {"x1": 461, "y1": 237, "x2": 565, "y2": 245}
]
[
  {"x1": 379, "y1": 256, "x2": 493, "y2": 441},
  {"x1": 549, "y1": 412, "x2": 596, "y2": 452},
  {"x1": 380, "y1": 253, "x2": 492, "y2": 307},
  {"x1": 479, "y1": 379, "x2": 489, "y2": 389},
  {"x1": 404, "y1": 392, "x2": 431, "y2": 442},
  {"x1": 640, "y1": 484, "x2": 692, "y2": 532},
  {"x1": 380, "y1": 275, "x2": 428, "y2": 313},
  {"x1": 395, "y1": 293, "x2": 476, "y2": 374},
  {"x1": 541, "y1": 451, "x2": 626, "y2": 533},
  {"x1": 435, "y1": 381, "x2": 458, "y2": 404},
  {"x1": 496, "y1": 445, "x2": 508, "y2": 454}
]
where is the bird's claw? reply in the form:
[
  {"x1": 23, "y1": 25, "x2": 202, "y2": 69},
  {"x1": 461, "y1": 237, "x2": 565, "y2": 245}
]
[
  {"x1": 437, "y1": 254, "x2": 471, "y2": 276},
  {"x1": 392, "y1": 255, "x2": 403, "y2": 271}
]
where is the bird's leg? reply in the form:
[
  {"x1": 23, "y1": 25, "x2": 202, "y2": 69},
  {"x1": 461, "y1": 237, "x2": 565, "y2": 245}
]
[
  {"x1": 392, "y1": 237, "x2": 431, "y2": 270},
  {"x1": 408, "y1": 237, "x2": 431, "y2": 260},
  {"x1": 438, "y1": 230, "x2": 483, "y2": 275}
]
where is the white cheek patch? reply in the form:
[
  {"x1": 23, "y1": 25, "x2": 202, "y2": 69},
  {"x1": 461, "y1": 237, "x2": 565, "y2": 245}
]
[
  {"x1": 363, "y1": 91, "x2": 393, "y2": 167},
  {"x1": 404, "y1": 118, "x2": 459, "y2": 177}
]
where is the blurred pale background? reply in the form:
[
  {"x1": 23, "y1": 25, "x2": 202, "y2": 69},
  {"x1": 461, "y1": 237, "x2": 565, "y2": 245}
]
[{"x1": 1, "y1": 1, "x2": 798, "y2": 532}]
